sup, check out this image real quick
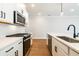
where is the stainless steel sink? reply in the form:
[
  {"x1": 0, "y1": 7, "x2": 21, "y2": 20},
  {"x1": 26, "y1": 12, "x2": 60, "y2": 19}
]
[{"x1": 57, "y1": 36, "x2": 79, "y2": 43}]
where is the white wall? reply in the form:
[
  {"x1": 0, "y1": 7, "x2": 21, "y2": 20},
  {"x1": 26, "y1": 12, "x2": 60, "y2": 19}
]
[{"x1": 29, "y1": 16, "x2": 79, "y2": 39}]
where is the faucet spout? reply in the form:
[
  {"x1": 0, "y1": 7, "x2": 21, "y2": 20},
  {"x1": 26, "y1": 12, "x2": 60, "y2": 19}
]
[{"x1": 67, "y1": 24, "x2": 76, "y2": 38}]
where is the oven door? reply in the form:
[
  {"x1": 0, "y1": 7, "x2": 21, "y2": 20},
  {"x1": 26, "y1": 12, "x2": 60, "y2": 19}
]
[{"x1": 23, "y1": 38, "x2": 30, "y2": 56}]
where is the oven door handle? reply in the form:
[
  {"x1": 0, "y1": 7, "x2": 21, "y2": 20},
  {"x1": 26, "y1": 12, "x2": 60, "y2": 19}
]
[{"x1": 24, "y1": 38, "x2": 30, "y2": 42}]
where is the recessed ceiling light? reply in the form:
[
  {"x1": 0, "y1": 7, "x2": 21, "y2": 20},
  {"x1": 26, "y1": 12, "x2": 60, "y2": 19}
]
[
  {"x1": 70, "y1": 9, "x2": 75, "y2": 12},
  {"x1": 31, "y1": 4, "x2": 35, "y2": 7}
]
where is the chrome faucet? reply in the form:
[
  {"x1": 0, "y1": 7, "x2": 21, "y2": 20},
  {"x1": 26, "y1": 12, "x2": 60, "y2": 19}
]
[{"x1": 67, "y1": 24, "x2": 76, "y2": 38}]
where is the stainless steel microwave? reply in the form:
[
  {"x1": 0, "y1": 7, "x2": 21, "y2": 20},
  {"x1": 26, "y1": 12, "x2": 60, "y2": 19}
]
[{"x1": 13, "y1": 11, "x2": 25, "y2": 26}]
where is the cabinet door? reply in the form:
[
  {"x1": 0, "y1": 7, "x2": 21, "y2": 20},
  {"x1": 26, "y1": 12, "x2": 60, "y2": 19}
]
[
  {"x1": 53, "y1": 38, "x2": 68, "y2": 56},
  {"x1": 0, "y1": 4, "x2": 25, "y2": 24},
  {"x1": 69, "y1": 49, "x2": 79, "y2": 56},
  {"x1": 0, "y1": 4, "x2": 22, "y2": 23},
  {"x1": 54, "y1": 45, "x2": 68, "y2": 56},
  {"x1": 0, "y1": 4, "x2": 6, "y2": 22},
  {"x1": 16, "y1": 39, "x2": 23, "y2": 56},
  {"x1": 3, "y1": 4, "x2": 17, "y2": 23},
  {"x1": 0, "y1": 44, "x2": 16, "y2": 56}
]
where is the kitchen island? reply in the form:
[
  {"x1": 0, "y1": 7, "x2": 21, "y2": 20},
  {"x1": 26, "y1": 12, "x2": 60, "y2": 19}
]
[{"x1": 48, "y1": 33, "x2": 79, "y2": 56}]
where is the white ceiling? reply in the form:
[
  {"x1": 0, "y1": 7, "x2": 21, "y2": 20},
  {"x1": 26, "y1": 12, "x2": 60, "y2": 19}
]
[
  {"x1": 25, "y1": 3, "x2": 79, "y2": 16},
  {"x1": 63, "y1": 3, "x2": 79, "y2": 16}
]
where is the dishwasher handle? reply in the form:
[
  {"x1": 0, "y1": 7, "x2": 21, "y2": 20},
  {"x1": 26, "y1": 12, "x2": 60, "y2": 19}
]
[{"x1": 24, "y1": 38, "x2": 30, "y2": 42}]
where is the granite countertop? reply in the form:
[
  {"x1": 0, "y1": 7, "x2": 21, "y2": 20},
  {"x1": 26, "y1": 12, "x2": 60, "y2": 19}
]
[
  {"x1": 0, "y1": 37, "x2": 23, "y2": 51},
  {"x1": 48, "y1": 33, "x2": 79, "y2": 53}
]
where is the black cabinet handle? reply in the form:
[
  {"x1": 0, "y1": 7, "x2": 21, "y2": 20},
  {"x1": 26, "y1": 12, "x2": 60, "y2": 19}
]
[
  {"x1": 1, "y1": 11, "x2": 3, "y2": 18},
  {"x1": 55, "y1": 46, "x2": 57, "y2": 52},
  {"x1": 4, "y1": 12, "x2": 6, "y2": 19},
  {"x1": 5, "y1": 47, "x2": 14, "y2": 53}
]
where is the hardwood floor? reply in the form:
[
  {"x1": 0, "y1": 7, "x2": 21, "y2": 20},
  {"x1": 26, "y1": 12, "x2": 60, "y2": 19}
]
[{"x1": 28, "y1": 39, "x2": 51, "y2": 56}]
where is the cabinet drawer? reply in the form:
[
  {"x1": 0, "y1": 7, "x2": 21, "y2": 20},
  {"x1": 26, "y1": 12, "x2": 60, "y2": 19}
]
[
  {"x1": 57, "y1": 45, "x2": 68, "y2": 56},
  {"x1": 16, "y1": 39, "x2": 23, "y2": 56},
  {"x1": 69, "y1": 49, "x2": 79, "y2": 56},
  {"x1": 54, "y1": 39, "x2": 68, "y2": 54},
  {"x1": 0, "y1": 44, "x2": 15, "y2": 56}
]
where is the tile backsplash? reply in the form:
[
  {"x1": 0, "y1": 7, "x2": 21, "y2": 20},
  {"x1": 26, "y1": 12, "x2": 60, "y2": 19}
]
[{"x1": 0, "y1": 24, "x2": 26, "y2": 37}]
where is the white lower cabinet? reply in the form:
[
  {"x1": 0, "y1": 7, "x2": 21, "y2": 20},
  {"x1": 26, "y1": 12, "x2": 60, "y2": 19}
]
[
  {"x1": 69, "y1": 49, "x2": 79, "y2": 56},
  {"x1": 0, "y1": 44, "x2": 16, "y2": 56},
  {"x1": 48, "y1": 35, "x2": 79, "y2": 56},
  {"x1": 54, "y1": 46, "x2": 68, "y2": 56},
  {"x1": 16, "y1": 39, "x2": 23, "y2": 56},
  {"x1": 51, "y1": 36, "x2": 69, "y2": 56},
  {"x1": 0, "y1": 39, "x2": 23, "y2": 56},
  {"x1": 52, "y1": 36, "x2": 79, "y2": 56}
]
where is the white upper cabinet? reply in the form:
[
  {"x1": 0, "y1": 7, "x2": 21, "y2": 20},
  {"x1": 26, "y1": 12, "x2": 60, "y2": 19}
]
[
  {"x1": 0, "y1": 4, "x2": 6, "y2": 22},
  {"x1": 0, "y1": 3, "x2": 16, "y2": 23},
  {"x1": 0, "y1": 3, "x2": 26, "y2": 24},
  {"x1": 4, "y1": 4, "x2": 17, "y2": 23}
]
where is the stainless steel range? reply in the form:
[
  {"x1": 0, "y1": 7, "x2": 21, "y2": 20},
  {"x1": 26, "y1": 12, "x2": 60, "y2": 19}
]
[{"x1": 6, "y1": 33, "x2": 31, "y2": 56}]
